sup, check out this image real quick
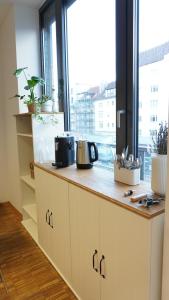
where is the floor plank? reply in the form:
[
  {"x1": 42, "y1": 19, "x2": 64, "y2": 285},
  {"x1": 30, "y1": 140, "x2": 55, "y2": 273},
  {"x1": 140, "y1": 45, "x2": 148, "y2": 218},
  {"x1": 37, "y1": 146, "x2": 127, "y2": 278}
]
[{"x1": 0, "y1": 202, "x2": 77, "y2": 300}]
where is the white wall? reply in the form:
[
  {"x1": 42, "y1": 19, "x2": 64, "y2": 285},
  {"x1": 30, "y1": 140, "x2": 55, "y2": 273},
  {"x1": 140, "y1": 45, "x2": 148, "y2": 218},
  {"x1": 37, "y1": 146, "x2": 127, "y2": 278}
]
[
  {"x1": 0, "y1": 3, "x2": 40, "y2": 211},
  {"x1": 0, "y1": 38, "x2": 7, "y2": 202},
  {"x1": 0, "y1": 5, "x2": 21, "y2": 210},
  {"x1": 14, "y1": 4, "x2": 40, "y2": 113}
]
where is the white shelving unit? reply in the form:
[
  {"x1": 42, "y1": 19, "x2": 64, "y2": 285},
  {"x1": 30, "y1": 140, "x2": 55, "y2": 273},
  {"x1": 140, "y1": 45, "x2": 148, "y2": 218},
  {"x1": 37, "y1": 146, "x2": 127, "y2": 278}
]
[
  {"x1": 23, "y1": 203, "x2": 37, "y2": 223},
  {"x1": 15, "y1": 113, "x2": 64, "y2": 244},
  {"x1": 20, "y1": 175, "x2": 35, "y2": 190},
  {"x1": 17, "y1": 133, "x2": 33, "y2": 138}
]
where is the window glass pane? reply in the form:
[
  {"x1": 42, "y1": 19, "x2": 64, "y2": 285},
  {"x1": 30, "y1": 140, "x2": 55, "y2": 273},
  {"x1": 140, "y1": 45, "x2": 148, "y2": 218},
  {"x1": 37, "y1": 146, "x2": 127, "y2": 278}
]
[
  {"x1": 41, "y1": 3, "x2": 58, "y2": 105},
  {"x1": 67, "y1": 0, "x2": 116, "y2": 168},
  {"x1": 138, "y1": 0, "x2": 169, "y2": 180}
]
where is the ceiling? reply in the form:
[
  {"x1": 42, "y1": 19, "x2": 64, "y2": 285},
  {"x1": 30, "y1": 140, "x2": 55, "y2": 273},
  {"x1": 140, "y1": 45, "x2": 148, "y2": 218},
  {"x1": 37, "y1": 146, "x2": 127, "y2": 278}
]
[{"x1": 0, "y1": 0, "x2": 44, "y2": 25}]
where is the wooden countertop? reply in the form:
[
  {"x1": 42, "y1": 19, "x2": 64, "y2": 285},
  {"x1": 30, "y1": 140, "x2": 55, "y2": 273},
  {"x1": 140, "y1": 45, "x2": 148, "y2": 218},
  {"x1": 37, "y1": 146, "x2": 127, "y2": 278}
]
[{"x1": 34, "y1": 163, "x2": 165, "y2": 219}]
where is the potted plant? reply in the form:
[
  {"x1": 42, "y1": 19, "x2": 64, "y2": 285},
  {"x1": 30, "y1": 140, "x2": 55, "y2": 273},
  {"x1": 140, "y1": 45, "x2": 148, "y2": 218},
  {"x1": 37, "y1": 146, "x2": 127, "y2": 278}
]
[
  {"x1": 151, "y1": 122, "x2": 168, "y2": 196},
  {"x1": 38, "y1": 94, "x2": 53, "y2": 113},
  {"x1": 13, "y1": 67, "x2": 51, "y2": 113}
]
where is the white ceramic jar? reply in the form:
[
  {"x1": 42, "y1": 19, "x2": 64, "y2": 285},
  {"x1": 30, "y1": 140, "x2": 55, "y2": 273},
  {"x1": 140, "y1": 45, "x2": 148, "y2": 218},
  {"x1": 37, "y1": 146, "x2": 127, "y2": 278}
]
[{"x1": 151, "y1": 154, "x2": 167, "y2": 196}]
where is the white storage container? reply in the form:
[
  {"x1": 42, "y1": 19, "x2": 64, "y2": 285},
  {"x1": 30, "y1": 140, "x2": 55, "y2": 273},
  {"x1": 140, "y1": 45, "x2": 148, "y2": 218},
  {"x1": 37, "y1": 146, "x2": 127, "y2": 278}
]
[{"x1": 114, "y1": 163, "x2": 140, "y2": 185}]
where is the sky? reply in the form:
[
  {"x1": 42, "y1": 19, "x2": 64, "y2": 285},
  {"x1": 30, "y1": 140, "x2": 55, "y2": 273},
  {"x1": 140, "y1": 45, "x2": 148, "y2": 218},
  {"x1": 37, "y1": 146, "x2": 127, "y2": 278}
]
[
  {"x1": 66, "y1": 0, "x2": 169, "y2": 88},
  {"x1": 139, "y1": 0, "x2": 169, "y2": 51},
  {"x1": 67, "y1": 0, "x2": 116, "y2": 87}
]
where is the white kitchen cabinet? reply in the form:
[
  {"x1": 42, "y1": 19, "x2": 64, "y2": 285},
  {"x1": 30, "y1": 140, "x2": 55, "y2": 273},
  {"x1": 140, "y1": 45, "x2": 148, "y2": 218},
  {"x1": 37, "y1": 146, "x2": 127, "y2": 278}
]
[
  {"x1": 35, "y1": 167, "x2": 71, "y2": 282},
  {"x1": 69, "y1": 184, "x2": 164, "y2": 300},
  {"x1": 69, "y1": 183, "x2": 100, "y2": 300}
]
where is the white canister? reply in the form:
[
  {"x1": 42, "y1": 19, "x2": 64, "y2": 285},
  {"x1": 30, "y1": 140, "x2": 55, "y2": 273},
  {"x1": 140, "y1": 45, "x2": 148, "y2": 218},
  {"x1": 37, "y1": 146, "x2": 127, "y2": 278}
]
[
  {"x1": 151, "y1": 154, "x2": 167, "y2": 196},
  {"x1": 41, "y1": 100, "x2": 53, "y2": 113}
]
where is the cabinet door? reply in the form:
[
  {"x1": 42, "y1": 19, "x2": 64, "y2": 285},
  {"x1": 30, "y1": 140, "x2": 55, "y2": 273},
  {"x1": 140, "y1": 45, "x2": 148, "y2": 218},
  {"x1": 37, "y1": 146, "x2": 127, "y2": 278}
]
[
  {"x1": 35, "y1": 167, "x2": 53, "y2": 259},
  {"x1": 100, "y1": 200, "x2": 150, "y2": 300},
  {"x1": 69, "y1": 184, "x2": 100, "y2": 300},
  {"x1": 35, "y1": 167, "x2": 71, "y2": 282},
  {"x1": 49, "y1": 174, "x2": 71, "y2": 281}
]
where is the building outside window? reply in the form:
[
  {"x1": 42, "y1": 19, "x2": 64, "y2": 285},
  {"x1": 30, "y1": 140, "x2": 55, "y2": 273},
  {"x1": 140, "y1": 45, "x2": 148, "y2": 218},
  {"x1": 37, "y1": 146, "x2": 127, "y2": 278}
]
[
  {"x1": 151, "y1": 85, "x2": 159, "y2": 93},
  {"x1": 150, "y1": 99, "x2": 158, "y2": 108},
  {"x1": 150, "y1": 115, "x2": 158, "y2": 122}
]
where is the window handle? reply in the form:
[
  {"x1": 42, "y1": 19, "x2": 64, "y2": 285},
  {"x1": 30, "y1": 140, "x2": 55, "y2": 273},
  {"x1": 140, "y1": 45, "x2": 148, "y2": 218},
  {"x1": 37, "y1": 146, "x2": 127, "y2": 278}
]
[{"x1": 117, "y1": 109, "x2": 125, "y2": 128}]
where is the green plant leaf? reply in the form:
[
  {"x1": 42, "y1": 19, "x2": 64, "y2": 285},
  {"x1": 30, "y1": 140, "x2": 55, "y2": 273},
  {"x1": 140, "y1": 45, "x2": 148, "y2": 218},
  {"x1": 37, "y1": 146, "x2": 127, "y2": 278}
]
[
  {"x1": 13, "y1": 94, "x2": 21, "y2": 98},
  {"x1": 13, "y1": 67, "x2": 28, "y2": 77},
  {"x1": 27, "y1": 80, "x2": 38, "y2": 88},
  {"x1": 31, "y1": 76, "x2": 45, "y2": 85},
  {"x1": 24, "y1": 85, "x2": 30, "y2": 90}
]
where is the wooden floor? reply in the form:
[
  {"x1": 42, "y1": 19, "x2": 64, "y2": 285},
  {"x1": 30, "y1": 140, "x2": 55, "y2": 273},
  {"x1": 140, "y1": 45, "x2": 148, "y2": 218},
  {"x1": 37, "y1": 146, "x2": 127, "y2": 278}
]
[{"x1": 0, "y1": 202, "x2": 77, "y2": 300}]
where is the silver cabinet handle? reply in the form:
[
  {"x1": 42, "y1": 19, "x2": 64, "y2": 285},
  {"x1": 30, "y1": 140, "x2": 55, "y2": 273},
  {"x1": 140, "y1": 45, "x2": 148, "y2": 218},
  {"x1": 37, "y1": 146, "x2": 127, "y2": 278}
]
[
  {"x1": 46, "y1": 209, "x2": 50, "y2": 224},
  {"x1": 49, "y1": 212, "x2": 54, "y2": 229},
  {"x1": 92, "y1": 250, "x2": 98, "y2": 272},
  {"x1": 117, "y1": 109, "x2": 125, "y2": 128},
  {"x1": 100, "y1": 255, "x2": 106, "y2": 279}
]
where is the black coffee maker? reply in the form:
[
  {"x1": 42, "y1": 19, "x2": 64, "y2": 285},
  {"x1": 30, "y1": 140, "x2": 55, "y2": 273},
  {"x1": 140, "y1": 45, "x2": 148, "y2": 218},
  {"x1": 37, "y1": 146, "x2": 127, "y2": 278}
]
[{"x1": 53, "y1": 136, "x2": 75, "y2": 168}]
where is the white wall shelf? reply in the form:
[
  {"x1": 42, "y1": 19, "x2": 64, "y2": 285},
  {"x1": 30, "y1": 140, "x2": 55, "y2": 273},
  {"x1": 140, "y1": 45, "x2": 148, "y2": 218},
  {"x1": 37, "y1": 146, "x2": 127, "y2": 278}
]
[
  {"x1": 21, "y1": 219, "x2": 38, "y2": 243},
  {"x1": 23, "y1": 203, "x2": 37, "y2": 223},
  {"x1": 20, "y1": 175, "x2": 35, "y2": 190},
  {"x1": 17, "y1": 133, "x2": 33, "y2": 138}
]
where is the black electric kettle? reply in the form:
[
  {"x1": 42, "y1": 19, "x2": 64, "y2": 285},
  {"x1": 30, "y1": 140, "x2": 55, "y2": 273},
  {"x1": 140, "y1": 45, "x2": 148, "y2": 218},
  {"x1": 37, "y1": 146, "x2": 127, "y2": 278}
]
[{"x1": 76, "y1": 140, "x2": 99, "y2": 169}]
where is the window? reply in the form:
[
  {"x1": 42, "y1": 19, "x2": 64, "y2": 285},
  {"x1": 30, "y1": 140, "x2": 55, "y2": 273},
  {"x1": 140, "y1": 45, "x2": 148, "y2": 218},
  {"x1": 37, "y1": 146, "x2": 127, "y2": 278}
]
[
  {"x1": 40, "y1": 0, "x2": 168, "y2": 179},
  {"x1": 150, "y1": 129, "x2": 157, "y2": 136},
  {"x1": 99, "y1": 122, "x2": 103, "y2": 129},
  {"x1": 138, "y1": 0, "x2": 169, "y2": 180},
  {"x1": 151, "y1": 85, "x2": 159, "y2": 93},
  {"x1": 66, "y1": 0, "x2": 116, "y2": 167},
  {"x1": 40, "y1": 1, "x2": 58, "y2": 102},
  {"x1": 40, "y1": 0, "x2": 136, "y2": 169},
  {"x1": 150, "y1": 100, "x2": 158, "y2": 108},
  {"x1": 150, "y1": 115, "x2": 158, "y2": 122}
]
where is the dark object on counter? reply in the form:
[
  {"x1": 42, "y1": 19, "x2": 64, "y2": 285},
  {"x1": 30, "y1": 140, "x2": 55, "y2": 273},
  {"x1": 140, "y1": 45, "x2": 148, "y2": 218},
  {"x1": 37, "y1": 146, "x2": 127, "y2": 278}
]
[
  {"x1": 124, "y1": 189, "x2": 135, "y2": 197},
  {"x1": 53, "y1": 136, "x2": 75, "y2": 168},
  {"x1": 138, "y1": 196, "x2": 164, "y2": 208},
  {"x1": 76, "y1": 140, "x2": 98, "y2": 169}
]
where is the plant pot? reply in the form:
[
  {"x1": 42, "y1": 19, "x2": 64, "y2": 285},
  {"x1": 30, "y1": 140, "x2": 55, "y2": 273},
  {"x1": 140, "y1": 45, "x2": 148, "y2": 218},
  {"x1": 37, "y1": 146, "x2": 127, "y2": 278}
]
[
  {"x1": 27, "y1": 103, "x2": 36, "y2": 113},
  {"x1": 41, "y1": 101, "x2": 53, "y2": 113},
  {"x1": 151, "y1": 154, "x2": 167, "y2": 196}
]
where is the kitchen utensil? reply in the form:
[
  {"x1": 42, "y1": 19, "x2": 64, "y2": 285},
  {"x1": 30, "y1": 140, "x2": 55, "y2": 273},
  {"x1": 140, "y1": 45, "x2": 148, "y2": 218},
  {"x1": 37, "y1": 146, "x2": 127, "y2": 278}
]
[
  {"x1": 53, "y1": 136, "x2": 75, "y2": 168},
  {"x1": 76, "y1": 140, "x2": 98, "y2": 169}
]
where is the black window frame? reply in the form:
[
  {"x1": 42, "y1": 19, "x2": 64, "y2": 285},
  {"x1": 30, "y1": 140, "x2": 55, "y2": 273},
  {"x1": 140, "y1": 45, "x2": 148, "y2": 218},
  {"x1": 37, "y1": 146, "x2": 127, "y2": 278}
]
[{"x1": 39, "y1": 0, "x2": 139, "y2": 156}]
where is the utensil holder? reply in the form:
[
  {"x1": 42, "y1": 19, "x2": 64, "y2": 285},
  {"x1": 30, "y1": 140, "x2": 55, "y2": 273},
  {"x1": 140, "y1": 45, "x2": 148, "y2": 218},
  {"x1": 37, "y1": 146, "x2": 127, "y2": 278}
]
[{"x1": 114, "y1": 163, "x2": 140, "y2": 185}]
